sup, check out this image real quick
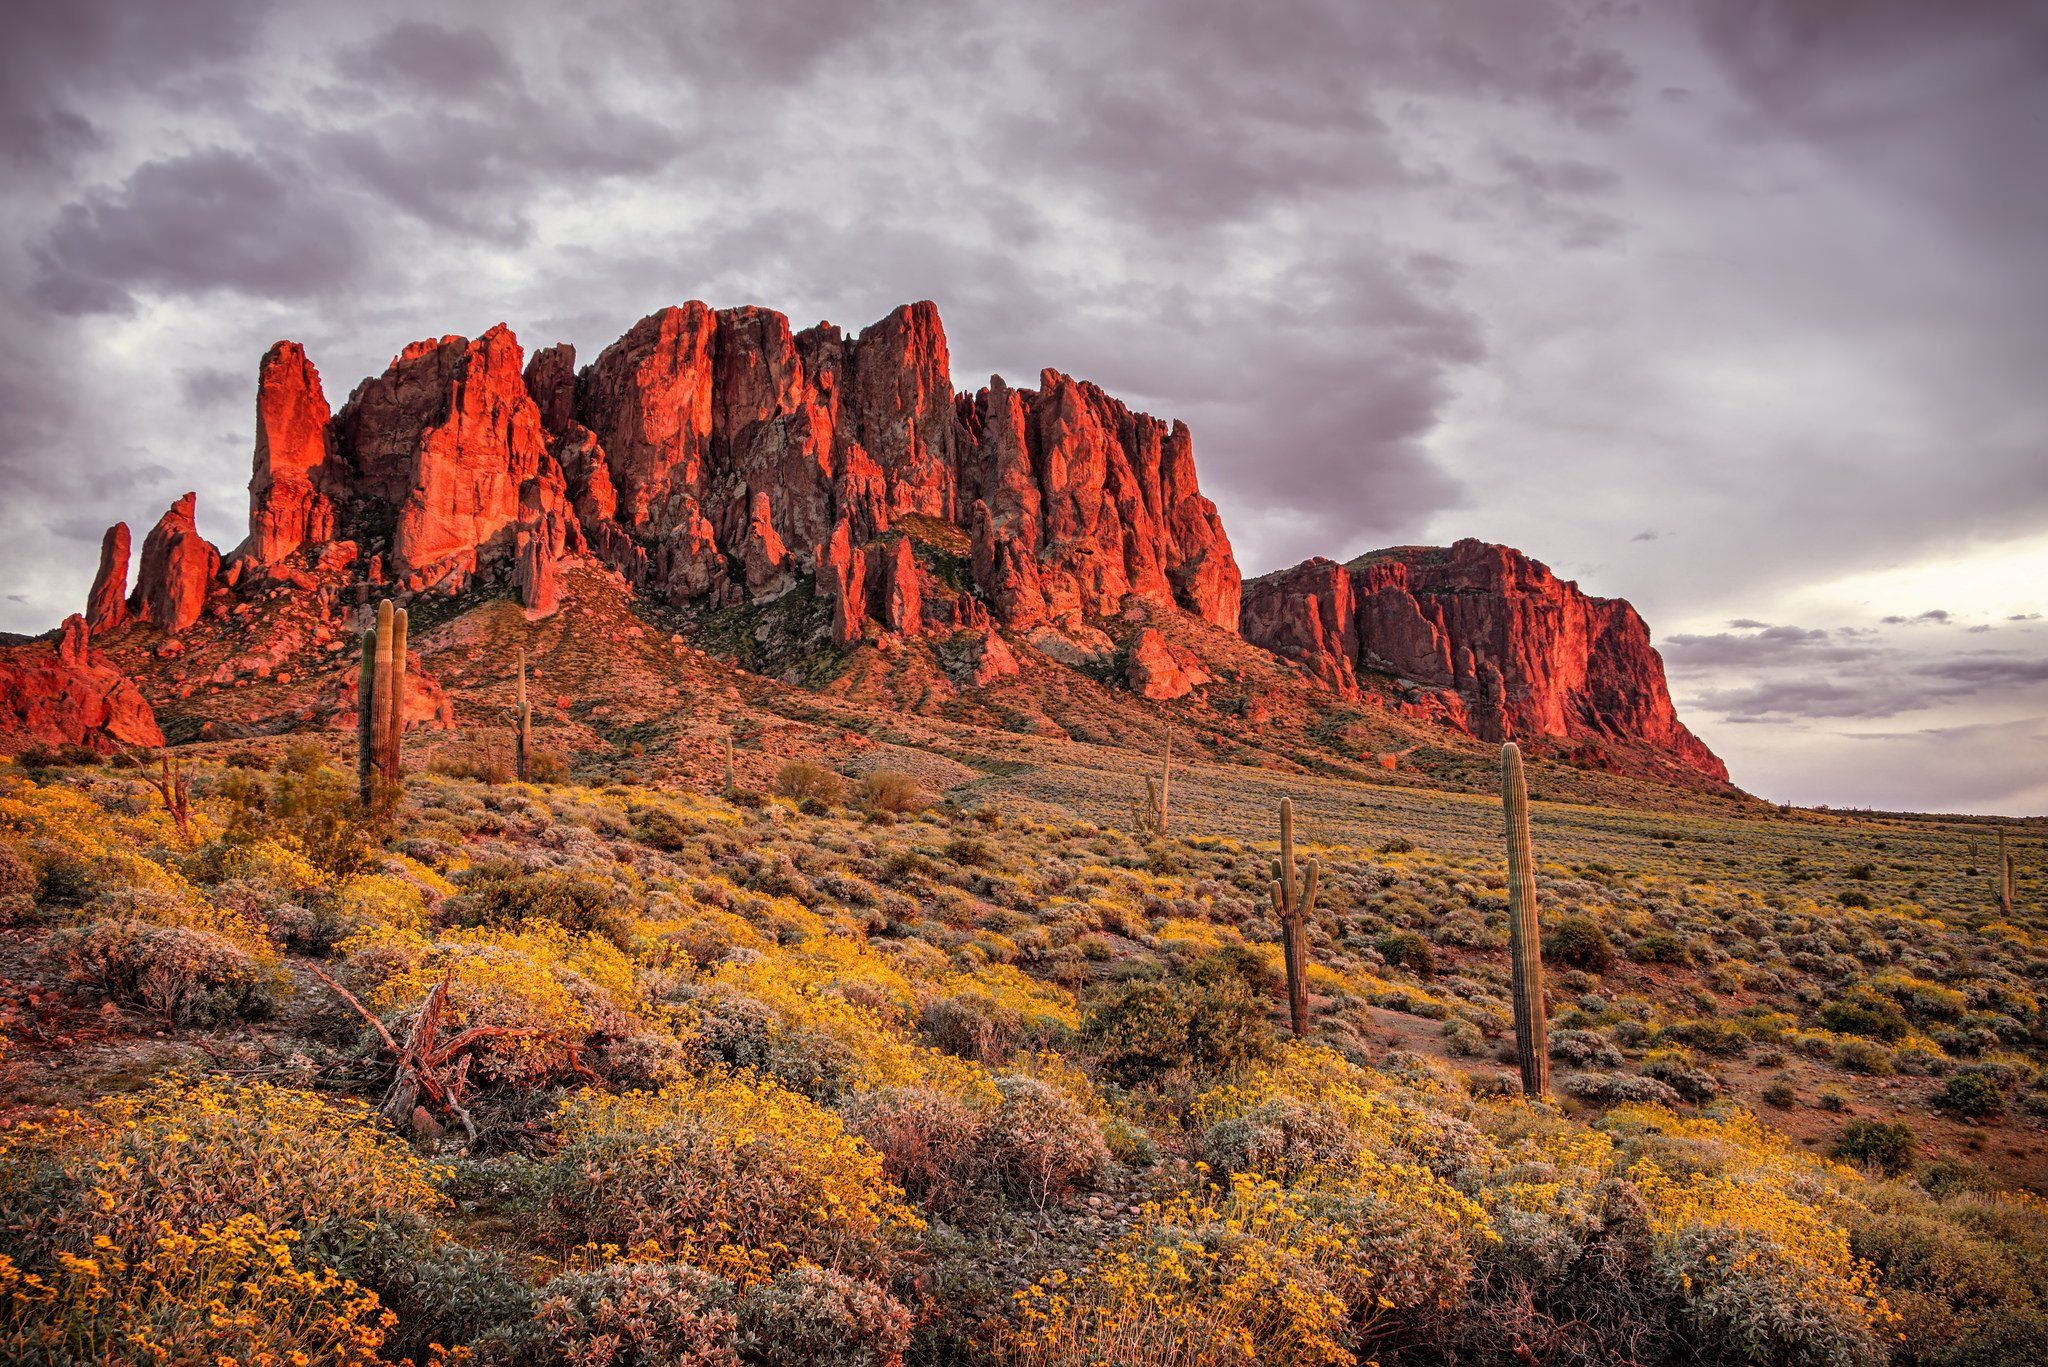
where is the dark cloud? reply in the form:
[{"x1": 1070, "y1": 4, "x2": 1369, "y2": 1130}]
[
  {"x1": 334, "y1": 21, "x2": 515, "y2": 95},
  {"x1": 30, "y1": 149, "x2": 365, "y2": 313}
]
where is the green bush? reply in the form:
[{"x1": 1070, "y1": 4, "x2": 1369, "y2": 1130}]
[
  {"x1": 445, "y1": 859, "x2": 637, "y2": 947},
  {"x1": 1820, "y1": 991, "x2": 1908, "y2": 1043},
  {"x1": 302, "y1": 1212, "x2": 539, "y2": 1363},
  {"x1": 1083, "y1": 947, "x2": 1274, "y2": 1086},
  {"x1": 1938, "y1": 1070, "x2": 2006, "y2": 1120},
  {"x1": 1833, "y1": 1120, "x2": 1917, "y2": 1175},
  {"x1": 1374, "y1": 929, "x2": 1435, "y2": 976},
  {"x1": 1544, "y1": 914, "x2": 1616, "y2": 972}
]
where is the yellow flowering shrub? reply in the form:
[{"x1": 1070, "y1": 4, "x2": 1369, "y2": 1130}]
[
  {"x1": 538, "y1": 1072, "x2": 922, "y2": 1284},
  {"x1": 1007, "y1": 1173, "x2": 1387, "y2": 1367},
  {"x1": 0, "y1": 1075, "x2": 447, "y2": 1262},
  {"x1": 0, "y1": 1215, "x2": 397, "y2": 1366},
  {"x1": 707, "y1": 954, "x2": 999, "y2": 1102},
  {"x1": 356, "y1": 922, "x2": 646, "y2": 1084},
  {"x1": 332, "y1": 871, "x2": 431, "y2": 935}
]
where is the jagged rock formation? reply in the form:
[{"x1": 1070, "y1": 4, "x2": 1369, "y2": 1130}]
[
  {"x1": 222, "y1": 300, "x2": 1241, "y2": 636},
  {"x1": 1243, "y1": 540, "x2": 1726, "y2": 781},
  {"x1": 0, "y1": 616, "x2": 163, "y2": 753},
  {"x1": 36, "y1": 298, "x2": 1726, "y2": 785},
  {"x1": 129, "y1": 494, "x2": 220, "y2": 634},
  {"x1": 86, "y1": 523, "x2": 130, "y2": 634}
]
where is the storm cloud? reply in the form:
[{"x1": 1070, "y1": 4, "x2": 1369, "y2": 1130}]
[{"x1": 0, "y1": 0, "x2": 2042, "y2": 811}]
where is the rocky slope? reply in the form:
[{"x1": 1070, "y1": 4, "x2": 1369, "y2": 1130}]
[
  {"x1": 15, "y1": 298, "x2": 1723, "y2": 789},
  {"x1": 0, "y1": 617, "x2": 163, "y2": 754},
  {"x1": 1242, "y1": 541, "x2": 1727, "y2": 782}
]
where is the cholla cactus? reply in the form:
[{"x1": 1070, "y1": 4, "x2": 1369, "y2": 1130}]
[
  {"x1": 1502, "y1": 742, "x2": 1548, "y2": 1097},
  {"x1": 1269, "y1": 796, "x2": 1319, "y2": 1036}
]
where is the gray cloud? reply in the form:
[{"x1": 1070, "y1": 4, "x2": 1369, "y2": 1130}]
[{"x1": 31, "y1": 148, "x2": 366, "y2": 313}]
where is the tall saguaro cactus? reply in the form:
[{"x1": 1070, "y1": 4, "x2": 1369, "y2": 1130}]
[
  {"x1": 2001, "y1": 830, "x2": 2014, "y2": 917},
  {"x1": 1269, "y1": 796, "x2": 1320, "y2": 1036},
  {"x1": 1141, "y1": 734, "x2": 1173, "y2": 836},
  {"x1": 1501, "y1": 742, "x2": 1549, "y2": 1097},
  {"x1": 357, "y1": 598, "x2": 409, "y2": 807},
  {"x1": 511, "y1": 648, "x2": 532, "y2": 783}
]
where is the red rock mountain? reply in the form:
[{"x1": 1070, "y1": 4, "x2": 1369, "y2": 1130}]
[
  {"x1": 1242, "y1": 541, "x2": 1727, "y2": 781},
  {"x1": 221, "y1": 301, "x2": 1243, "y2": 650},
  {"x1": 36, "y1": 298, "x2": 1723, "y2": 786}
]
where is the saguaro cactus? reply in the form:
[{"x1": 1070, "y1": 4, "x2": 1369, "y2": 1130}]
[
  {"x1": 511, "y1": 648, "x2": 532, "y2": 782},
  {"x1": 1269, "y1": 796, "x2": 1319, "y2": 1036},
  {"x1": 1141, "y1": 734, "x2": 1173, "y2": 836},
  {"x1": 357, "y1": 598, "x2": 409, "y2": 806},
  {"x1": 725, "y1": 733, "x2": 737, "y2": 793},
  {"x1": 1501, "y1": 742, "x2": 1549, "y2": 1097},
  {"x1": 2001, "y1": 830, "x2": 2014, "y2": 917}
]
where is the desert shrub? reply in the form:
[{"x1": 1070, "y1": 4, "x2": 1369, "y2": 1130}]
[
  {"x1": 774, "y1": 761, "x2": 846, "y2": 807},
  {"x1": 857, "y1": 771, "x2": 927, "y2": 815},
  {"x1": 536, "y1": 1074, "x2": 921, "y2": 1281},
  {"x1": 1544, "y1": 914, "x2": 1616, "y2": 972},
  {"x1": 0, "y1": 1075, "x2": 446, "y2": 1264},
  {"x1": 1833, "y1": 1038, "x2": 1896, "y2": 1077},
  {"x1": 1630, "y1": 930, "x2": 1694, "y2": 966},
  {"x1": 1937, "y1": 1070, "x2": 2006, "y2": 1120},
  {"x1": 1560, "y1": 1071, "x2": 1684, "y2": 1106},
  {"x1": 534, "y1": 1261, "x2": 739, "y2": 1367},
  {"x1": 1641, "y1": 1049, "x2": 1719, "y2": 1102},
  {"x1": 224, "y1": 763, "x2": 387, "y2": 877},
  {"x1": 302, "y1": 1211, "x2": 538, "y2": 1363},
  {"x1": 846, "y1": 1085, "x2": 990, "y2": 1212},
  {"x1": 1833, "y1": 1120, "x2": 1917, "y2": 1176},
  {"x1": 1443, "y1": 1016, "x2": 1486, "y2": 1057},
  {"x1": 1549, "y1": 1028, "x2": 1624, "y2": 1069},
  {"x1": 444, "y1": 858, "x2": 638, "y2": 947},
  {"x1": 1374, "y1": 929, "x2": 1435, "y2": 976},
  {"x1": 1821, "y1": 991, "x2": 1909, "y2": 1043},
  {"x1": 1083, "y1": 947, "x2": 1273, "y2": 1087},
  {"x1": 1007, "y1": 1168, "x2": 1471, "y2": 1367},
  {"x1": 986, "y1": 1075, "x2": 1110, "y2": 1204},
  {"x1": 1762, "y1": 1081, "x2": 1799, "y2": 1109},
  {"x1": 356, "y1": 923, "x2": 640, "y2": 1086},
  {"x1": 529, "y1": 750, "x2": 571, "y2": 784},
  {"x1": 44, "y1": 920, "x2": 279, "y2": 1025},
  {"x1": 429, "y1": 741, "x2": 516, "y2": 784},
  {"x1": 1848, "y1": 1197, "x2": 2048, "y2": 1367},
  {"x1": 0, "y1": 840, "x2": 34, "y2": 921},
  {"x1": 737, "y1": 1263, "x2": 912, "y2": 1367},
  {"x1": 922, "y1": 990, "x2": 1026, "y2": 1063},
  {"x1": 0, "y1": 1213, "x2": 397, "y2": 1366},
  {"x1": 1199, "y1": 1093, "x2": 1360, "y2": 1183}
]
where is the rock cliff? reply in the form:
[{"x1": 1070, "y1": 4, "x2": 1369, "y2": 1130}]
[
  {"x1": 1242, "y1": 540, "x2": 1726, "y2": 781},
  {"x1": 0, "y1": 616, "x2": 164, "y2": 754}
]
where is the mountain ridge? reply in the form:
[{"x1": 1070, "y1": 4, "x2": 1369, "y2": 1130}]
[{"x1": 2, "y1": 299, "x2": 1726, "y2": 791}]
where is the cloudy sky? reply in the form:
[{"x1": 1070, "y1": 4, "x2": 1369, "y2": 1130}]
[{"x1": 2, "y1": 0, "x2": 2043, "y2": 813}]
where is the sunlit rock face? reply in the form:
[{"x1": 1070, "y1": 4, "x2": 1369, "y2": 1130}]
[
  {"x1": 227, "y1": 299, "x2": 1240, "y2": 635},
  {"x1": 1244, "y1": 539, "x2": 1728, "y2": 781}
]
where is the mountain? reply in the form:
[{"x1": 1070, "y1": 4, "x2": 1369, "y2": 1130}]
[
  {"x1": 0, "y1": 299, "x2": 1726, "y2": 792},
  {"x1": 1242, "y1": 542, "x2": 1728, "y2": 783}
]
